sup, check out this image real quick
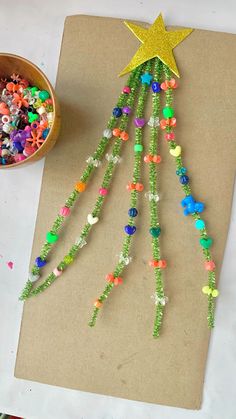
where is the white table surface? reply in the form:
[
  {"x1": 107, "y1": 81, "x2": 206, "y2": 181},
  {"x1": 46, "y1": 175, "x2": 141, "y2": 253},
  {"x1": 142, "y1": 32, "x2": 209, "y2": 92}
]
[{"x1": 0, "y1": 1, "x2": 236, "y2": 418}]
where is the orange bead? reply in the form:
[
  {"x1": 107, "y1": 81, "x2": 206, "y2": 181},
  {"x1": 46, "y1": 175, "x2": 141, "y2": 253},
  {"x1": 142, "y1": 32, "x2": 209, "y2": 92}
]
[
  {"x1": 94, "y1": 299, "x2": 103, "y2": 308},
  {"x1": 106, "y1": 273, "x2": 114, "y2": 283},
  {"x1": 152, "y1": 155, "x2": 162, "y2": 164},
  {"x1": 144, "y1": 154, "x2": 152, "y2": 163},
  {"x1": 126, "y1": 182, "x2": 135, "y2": 191},
  {"x1": 205, "y1": 261, "x2": 215, "y2": 271},
  {"x1": 75, "y1": 181, "x2": 86, "y2": 192},
  {"x1": 158, "y1": 259, "x2": 167, "y2": 269},
  {"x1": 120, "y1": 131, "x2": 129, "y2": 141},
  {"x1": 135, "y1": 182, "x2": 144, "y2": 192},
  {"x1": 112, "y1": 128, "x2": 121, "y2": 137},
  {"x1": 114, "y1": 277, "x2": 123, "y2": 286},
  {"x1": 149, "y1": 259, "x2": 159, "y2": 267}
]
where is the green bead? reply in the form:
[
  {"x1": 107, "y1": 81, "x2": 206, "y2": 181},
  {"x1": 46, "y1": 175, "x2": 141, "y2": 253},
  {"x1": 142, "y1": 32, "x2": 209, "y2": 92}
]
[
  {"x1": 163, "y1": 106, "x2": 174, "y2": 118},
  {"x1": 28, "y1": 112, "x2": 39, "y2": 123},
  {"x1": 199, "y1": 237, "x2": 213, "y2": 249},
  {"x1": 134, "y1": 144, "x2": 143, "y2": 152},
  {"x1": 39, "y1": 90, "x2": 50, "y2": 101},
  {"x1": 64, "y1": 255, "x2": 73, "y2": 265},
  {"x1": 46, "y1": 231, "x2": 59, "y2": 243},
  {"x1": 31, "y1": 86, "x2": 39, "y2": 96},
  {"x1": 149, "y1": 227, "x2": 161, "y2": 238}
]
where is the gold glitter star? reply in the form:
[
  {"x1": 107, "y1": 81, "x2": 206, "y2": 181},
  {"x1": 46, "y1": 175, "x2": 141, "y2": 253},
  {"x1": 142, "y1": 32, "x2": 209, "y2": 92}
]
[{"x1": 119, "y1": 13, "x2": 193, "y2": 78}]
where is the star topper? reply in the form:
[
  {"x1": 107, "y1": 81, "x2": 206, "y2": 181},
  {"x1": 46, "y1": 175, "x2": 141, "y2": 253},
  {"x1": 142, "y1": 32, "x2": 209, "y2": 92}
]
[{"x1": 119, "y1": 13, "x2": 193, "y2": 78}]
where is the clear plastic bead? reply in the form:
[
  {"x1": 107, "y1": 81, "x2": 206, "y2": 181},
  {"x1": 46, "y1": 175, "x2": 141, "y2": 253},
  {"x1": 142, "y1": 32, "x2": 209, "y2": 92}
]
[
  {"x1": 29, "y1": 272, "x2": 40, "y2": 283},
  {"x1": 145, "y1": 191, "x2": 160, "y2": 202},
  {"x1": 103, "y1": 128, "x2": 113, "y2": 139},
  {"x1": 75, "y1": 237, "x2": 87, "y2": 248},
  {"x1": 118, "y1": 253, "x2": 132, "y2": 265},
  {"x1": 151, "y1": 293, "x2": 168, "y2": 306},
  {"x1": 148, "y1": 116, "x2": 160, "y2": 128},
  {"x1": 86, "y1": 156, "x2": 101, "y2": 167},
  {"x1": 105, "y1": 153, "x2": 122, "y2": 164}
]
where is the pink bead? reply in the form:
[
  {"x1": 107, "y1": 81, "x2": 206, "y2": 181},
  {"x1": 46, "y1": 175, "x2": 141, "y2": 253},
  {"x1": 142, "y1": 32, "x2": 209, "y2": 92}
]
[
  {"x1": 14, "y1": 154, "x2": 26, "y2": 162},
  {"x1": 99, "y1": 187, "x2": 108, "y2": 196},
  {"x1": 165, "y1": 132, "x2": 175, "y2": 141},
  {"x1": 60, "y1": 206, "x2": 71, "y2": 217},
  {"x1": 53, "y1": 268, "x2": 62, "y2": 277},
  {"x1": 123, "y1": 86, "x2": 131, "y2": 94},
  {"x1": 205, "y1": 261, "x2": 215, "y2": 271}
]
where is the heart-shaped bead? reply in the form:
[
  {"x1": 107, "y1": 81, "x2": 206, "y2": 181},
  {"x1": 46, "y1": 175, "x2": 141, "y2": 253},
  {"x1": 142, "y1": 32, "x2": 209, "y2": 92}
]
[
  {"x1": 170, "y1": 146, "x2": 181, "y2": 157},
  {"x1": 35, "y1": 256, "x2": 47, "y2": 268},
  {"x1": 124, "y1": 225, "x2": 136, "y2": 235},
  {"x1": 149, "y1": 227, "x2": 161, "y2": 238},
  {"x1": 134, "y1": 117, "x2": 146, "y2": 128},
  {"x1": 199, "y1": 237, "x2": 213, "y2": 249},
  {"x1": 87, "y1": 213, "x2": 99, "y2": 225}
]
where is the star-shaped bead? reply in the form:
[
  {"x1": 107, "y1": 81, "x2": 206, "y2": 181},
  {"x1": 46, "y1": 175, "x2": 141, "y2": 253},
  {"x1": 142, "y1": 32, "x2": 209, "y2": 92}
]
[{"x1": 140, "y1": 72, "x2": 153, "y2": 85}]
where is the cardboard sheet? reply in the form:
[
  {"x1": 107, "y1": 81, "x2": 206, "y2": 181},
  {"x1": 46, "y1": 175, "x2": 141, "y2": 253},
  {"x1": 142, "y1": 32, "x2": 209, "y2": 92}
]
[{"x1": 15, "y1": 15, "x2": 236, "y2": 409}]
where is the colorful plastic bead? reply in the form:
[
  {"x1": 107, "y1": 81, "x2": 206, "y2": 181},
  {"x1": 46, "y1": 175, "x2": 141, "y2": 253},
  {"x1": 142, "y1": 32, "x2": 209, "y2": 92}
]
[
  {"x1": 63, "y1": 255, "x2": 74, "y2": 265},
  {"x1": 165, "y1": 132, "x2": 175, "y2": 141},
  {"x1": 151, "y1": 81, "x2": 161, "y2": 93},
  {"x1": 75, "y1": 181, "x2": 86, "y2": 192},
  {"x1": 144, "y1": 154, "x2": 152, "y2": 163},
  {"x1": 205, "y1": 261, "x2": 215, "y2": 271},
  {"x1": 135, "y1": 182, "x2": 144, "y2": 191},
  {"x1": 134, "y1": 144, "x2": 143, "y2": 152},
  {"x1": 120, "y1": 131, "x2": 129, "y2": 141},
  {"x1": 103, "y1": 128, "x2": 113, "y2": 139},
  {"x1": 112, "y1": 128, "x2": 121, "y2": 137},
  {"x1": 163, "y1": 107, "x2": 174, "y2": 118},
  {"x1": 199, "y1": 237, "x2": 213, "y2": 249},
  {"x1": 39, "y1": 90, "x2": 50, "y2": 101},
  {"x1": 122, "y1": 106, "x2": 131, "y2": 114},
  {"x1": 152, "y1": 155, "x2": 161, "y2": 163},
  {"x1": 179, "y1": 175, "x2": 189, "y2": 185},
  {"x1": 94, "y1": 299, "x2": 103, "y2": 308},
  {"x1": 99, "y1": 187, "x2": 108, "y2": 196},
  {"x1": 53, "y1": 267, "x2": 63, "y2": 277},
  {"x1": 149, "y1": 259, "x2": 167, "y2": 268},
  {"x1": 35, "y1": 256, "x2": 47, "y2": 268},
  {"x1": 140, "y1": 72, "x2": 153, "y2": 85},
  {"x1": 124, "y1": 225, "x2": 137, "y2": 235},
  {"x1": 134, "y1": 117, "x2": 145, "y2": 128},
  {"x1": 29, "y1": 272, "x2": 40, "y2": 282},
  {"x1": 59, "y1": 206, "x2": 70, "y2": 217},
  {"x1": 149, "y1": 227, "x2": 161, "y2": 238},
  {"x1": 112, "y1": 107, "x2": 122, "y2": 117},
  {"x1": 123, "y1": 86, "x2": 131, "y2": 94},
  {"x1": 46, "y1": 231, "x2": 59, "y2": 243},
  {"x1": 195, "y1": 219, "x2": 205, "y2": 230},
  {"x1": 128, "y1": 208, "x2": 138, "y2": 217}
]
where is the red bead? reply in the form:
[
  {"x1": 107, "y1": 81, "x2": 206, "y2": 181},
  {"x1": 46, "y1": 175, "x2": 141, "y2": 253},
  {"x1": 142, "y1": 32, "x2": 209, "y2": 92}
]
[
  {"x1": 114, "y1": 277, "x2": 123, "y2": 286},
  {"x1": 99, "y1": 187, "x2": 108, "y2": 196},
  {"x1": 152, "y1": 155, "x2": 161, "y2": 163},
  {"x1": 165, "y1": 132, "x2": 175, "y2": 141},
  {"x1": 106, "y1": 273, "x2": 114, "y2": 283},
  {"x1": 135, "y1": 182, "x2": 144, "y2": 191},
  {"x1": 205, "y1": 261, "x2": 215, "y2": 271},
  {"x1": 123, "y1": 86, "x2": 131, "y2": 94}
]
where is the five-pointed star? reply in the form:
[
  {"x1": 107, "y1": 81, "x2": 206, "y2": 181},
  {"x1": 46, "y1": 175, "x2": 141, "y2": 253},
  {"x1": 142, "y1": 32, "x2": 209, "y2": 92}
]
[{"x1": 119, "y1": 13, "x2": 193, "y2": 78}]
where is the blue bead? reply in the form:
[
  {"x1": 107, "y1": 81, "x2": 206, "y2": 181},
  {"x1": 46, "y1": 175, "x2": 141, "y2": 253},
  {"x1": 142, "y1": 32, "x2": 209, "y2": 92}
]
[
  {"x1": 151, "y1": 81, "x2": 161, "y2": 93},
  {"x1": 42, "y1": 128, "x2": 50, "y2": 139},
  {"x1": 124, "y1": 225, "x2": 136, "y2": 235},
  {"x1": 140, "y1": 72, "x2": 153, "y2": 85},
  {"x1": 1, "y1": 158, "x2": 6, "y2": 165},
  {"x1": 35, "y1": 256, "x2": 47, "y2": 268},
  {"x1": 113, "y1": 107, "x2": 122, "y2": 117},
  {"x1": 181, "y1": 167, "x2": 187, "y2": 174},
  {"x1": 128, "y1": 208, "x2": 138, "y2": 217},
  {"x1": 179, "y1": 175, "x2": 189, "y2": 185}
]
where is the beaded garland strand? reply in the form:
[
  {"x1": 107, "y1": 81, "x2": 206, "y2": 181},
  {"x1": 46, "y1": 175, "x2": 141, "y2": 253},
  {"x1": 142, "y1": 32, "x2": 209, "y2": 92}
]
[
  {"x1": 162, "y1": 64, "x2": 218, "y2": 328},
  {"x1": 89, "y1": 60, "x2": 152, "y2": 327},
  {"x1": 20, "y1": 64, "x2": 143, "y2": 299}
]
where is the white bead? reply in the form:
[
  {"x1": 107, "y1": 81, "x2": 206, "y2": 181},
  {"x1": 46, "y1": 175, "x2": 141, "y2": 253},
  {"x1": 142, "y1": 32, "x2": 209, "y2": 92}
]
[
  {"x1": 86, "y1": 156, "x2": 101, "y2": 167},
  {"x1": 47, "y1": 112, "x2": 54, "y2": 122},
  {"x1": 103, "y1": 128, "x2": 112, "y2": 139},
  {"x1": 145, "y1": 191, "x2": 160, "y2": 202},
  {"x1": 105, "y1": 153, "x2": 122, "y2": 164},
  {"x1": 148, "y1": 116, "x2": 160, "y2": 128},
  {"x1": 29, "y1": 272, "x2": 40, "y2": 283},
  {"x1": 3, "y1": 122, "x2": 12, "y2": 133}
]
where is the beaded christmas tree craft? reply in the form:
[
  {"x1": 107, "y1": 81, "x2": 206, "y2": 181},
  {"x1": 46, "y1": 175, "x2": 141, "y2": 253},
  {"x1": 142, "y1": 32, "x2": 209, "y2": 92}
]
[{"x1": 20, "y1": 13, "x2": 219, "y2": 337}]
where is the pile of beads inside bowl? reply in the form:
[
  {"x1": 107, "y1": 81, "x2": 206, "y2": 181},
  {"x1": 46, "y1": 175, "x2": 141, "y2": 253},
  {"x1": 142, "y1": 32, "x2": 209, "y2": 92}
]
[{"x1": 0, "y1": 73, "x2": 53, "y2": 165}]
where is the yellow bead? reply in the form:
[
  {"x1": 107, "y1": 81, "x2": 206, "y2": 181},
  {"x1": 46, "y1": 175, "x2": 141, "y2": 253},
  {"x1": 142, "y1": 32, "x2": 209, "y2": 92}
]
[
  {"x1": 64, "y1": 255, "x2": 73, "y2": 265},
  {"x1": 202, "y1": 285, "x2": 210, "y2": 295},
  {"x1": 212, "y1": 289, "x2": 219, "y2": 298}
]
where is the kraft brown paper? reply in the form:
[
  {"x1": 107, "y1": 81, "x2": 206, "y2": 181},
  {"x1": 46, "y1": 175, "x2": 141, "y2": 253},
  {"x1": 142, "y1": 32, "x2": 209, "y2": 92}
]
[{"x1": 15, "y1": 15, "x2": 236, "y2": 409}]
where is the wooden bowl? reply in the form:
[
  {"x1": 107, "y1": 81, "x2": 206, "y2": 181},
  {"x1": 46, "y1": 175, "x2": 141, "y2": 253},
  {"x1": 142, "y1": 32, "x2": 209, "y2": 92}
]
[{"x1": 0, "y1": 53, "x2": 60, "y2": 169}]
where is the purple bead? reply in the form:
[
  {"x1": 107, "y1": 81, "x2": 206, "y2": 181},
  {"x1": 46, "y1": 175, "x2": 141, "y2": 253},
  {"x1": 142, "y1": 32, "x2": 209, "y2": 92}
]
[
  {"x1": 35, "y1": 256, "x2": 47, "y2": 268},
  {"x1": 124, "y1": 225, "x2": 136, "y2": 235},
  {"x1": 122, "y1": 106, "x2": 131, "y2": 115},
  {"x1": 134, "y1": 118, "x2": 146, "y2": 128}
]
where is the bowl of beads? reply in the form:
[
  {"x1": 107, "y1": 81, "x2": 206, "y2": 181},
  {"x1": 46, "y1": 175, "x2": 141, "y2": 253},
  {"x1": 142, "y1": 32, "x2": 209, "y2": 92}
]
[{"x1": 0, "y1": 53, "x2": 60, "y2": 168}]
